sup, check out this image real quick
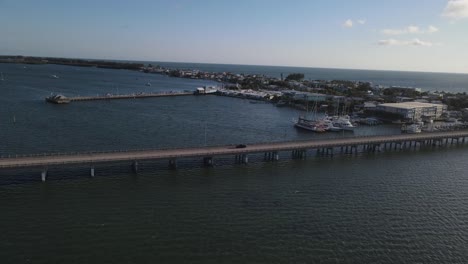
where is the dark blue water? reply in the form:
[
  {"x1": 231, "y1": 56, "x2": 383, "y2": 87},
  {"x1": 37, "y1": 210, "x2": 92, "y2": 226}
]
[{"x1": 1, "y1": 63, "x2": 468, "y2": 263}]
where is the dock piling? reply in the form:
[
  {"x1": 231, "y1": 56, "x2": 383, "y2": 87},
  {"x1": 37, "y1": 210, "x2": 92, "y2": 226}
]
[
  {"x1": 132, "y1": 161, "x2": 139, "y2": 173},
  {"x1": 41, "y1": 168, "x2": 47, "y2": 182},
  {"x1": 242, "y1": 154, "x2": 249, "y2": 164},
  {"x1": 169, "y1": 159, "x2": 177, "y2": 169},
  {"x1": 203, "y1": 157, "x2": 214, "y2": 167}
]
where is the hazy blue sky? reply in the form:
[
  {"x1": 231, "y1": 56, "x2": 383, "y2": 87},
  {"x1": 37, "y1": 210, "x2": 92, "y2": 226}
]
[{"x1": 1, "y1": 0, "x2": 468, "y2": 73}]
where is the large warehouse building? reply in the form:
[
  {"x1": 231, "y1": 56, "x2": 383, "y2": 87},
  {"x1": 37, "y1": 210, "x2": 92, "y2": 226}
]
[{"x1": 376, "y1": 102, "x2": 446, "y2": 121}]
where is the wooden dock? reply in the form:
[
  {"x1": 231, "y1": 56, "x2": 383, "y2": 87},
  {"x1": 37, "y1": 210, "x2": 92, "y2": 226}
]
[
  {"x1": 2, "y1": 130, "x2": 468, "y2": 181},
  {"x1": 46, "y1": 91, "x2": 195, "y2": 104}
]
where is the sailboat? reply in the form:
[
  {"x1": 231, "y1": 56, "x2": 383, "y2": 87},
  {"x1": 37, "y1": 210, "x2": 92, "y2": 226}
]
[
  {"x1": 294, "y1": 100, "x2": 326, "y2": 132},
  {"x1": 1, "y1": 72, "x2": 4, "y2": 81},
  {"x1": 329, "y1": 100, "x2": 356, "y2": 131}
]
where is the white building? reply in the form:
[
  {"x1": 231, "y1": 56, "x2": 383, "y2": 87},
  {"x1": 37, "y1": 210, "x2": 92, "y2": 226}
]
[{"x1": 376, "y1": 102, "x2": 446, "y2": 121}]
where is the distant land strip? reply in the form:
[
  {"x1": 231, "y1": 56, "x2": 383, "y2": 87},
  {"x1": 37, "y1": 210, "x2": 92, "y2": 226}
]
[{"x1": 0, "y1": 55, "x2": 143, "y2": 70}]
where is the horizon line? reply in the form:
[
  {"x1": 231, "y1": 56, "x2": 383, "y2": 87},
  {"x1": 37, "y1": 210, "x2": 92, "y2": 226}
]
[{"x1": 1, "y1": 54, "x2": 467, "y2": 75}]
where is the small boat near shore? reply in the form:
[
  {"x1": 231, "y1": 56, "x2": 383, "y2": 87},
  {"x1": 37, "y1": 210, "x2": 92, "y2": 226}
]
[{"x1": 401, "y1": 122, "x2": 423, "y2": 133}]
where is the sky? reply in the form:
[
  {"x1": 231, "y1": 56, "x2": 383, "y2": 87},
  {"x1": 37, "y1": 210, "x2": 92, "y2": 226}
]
[{"x1": 1, "y1": 0, "x2": 468, "y2": 73}]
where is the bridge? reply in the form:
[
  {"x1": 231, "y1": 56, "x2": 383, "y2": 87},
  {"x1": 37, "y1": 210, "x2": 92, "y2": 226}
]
[{"x1": 1, "y1": 130, "x2": 468, "y2": 181}]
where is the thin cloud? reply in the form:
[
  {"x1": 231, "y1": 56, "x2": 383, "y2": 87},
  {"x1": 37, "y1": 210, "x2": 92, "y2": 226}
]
[
  {"x1": 427, "y1": 25, "x2": 439, "y2": 33},
  {"x1": 343, "y1": 19, "x2": 353, "y2": 28},
  {"x1": 378, "y1": 39, "x2": 401, "y2": 46},
  {"x1": 381, "y1": 25, "x2": 439, "y2": 35},
  {"x1": 357, "y1": 19, "x2": 366, "y2": 25},
  {"x1": 442, "y1": 0, "x2": 468, "y2": 19},
  {"x1": 411, "y1": 38, "x2": 433, "y2": 47},
  {"x1": 377, "y1": 38, "x2": 434, "y2": 47},
  {"x1": 343, "y1": 18, "x2": 366, "y2": 28}
]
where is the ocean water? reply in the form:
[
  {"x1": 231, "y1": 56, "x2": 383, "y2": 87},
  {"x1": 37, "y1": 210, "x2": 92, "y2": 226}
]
[{"x1": 1, "y1": 63, "x2": 468, "y2": 263}]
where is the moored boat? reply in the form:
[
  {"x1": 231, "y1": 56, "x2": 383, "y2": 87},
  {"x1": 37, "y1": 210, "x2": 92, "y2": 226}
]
[
  {"x1": 401, "y1": 122, "x2": 422, "y2": 133},
  {"x1": 294, "y1": 117, "x2": 326, "y2": 132},
  {"x1": 320, "y1": 118, "x2": 343, "y2": 132},
  {"x1": 331, "y1": 115, "x2": 356, "y2": 131}
]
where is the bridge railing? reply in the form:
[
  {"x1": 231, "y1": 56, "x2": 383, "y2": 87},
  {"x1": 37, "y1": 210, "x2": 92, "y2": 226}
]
[{"x1": 2, "y1": 129, "x2": 468, "y2": 160}]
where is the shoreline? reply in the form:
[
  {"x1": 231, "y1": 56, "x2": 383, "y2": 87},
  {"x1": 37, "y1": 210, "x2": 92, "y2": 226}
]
[{"x1": 0, "y1": 55, "x2": 144, "y2": 71}]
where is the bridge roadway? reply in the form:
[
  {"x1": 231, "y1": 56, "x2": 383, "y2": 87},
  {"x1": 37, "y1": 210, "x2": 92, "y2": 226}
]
[{"x1": 1, "y1": 130, "x2": 468, "y2": 170}]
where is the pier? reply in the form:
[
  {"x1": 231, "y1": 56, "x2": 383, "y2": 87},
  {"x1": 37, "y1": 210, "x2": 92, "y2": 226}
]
[
  {"x1": 2, "y1": 130, "x2": 468, "y2": 181},
  {"x1": 45, "y1": 91, "x2": 195, "y2": 104}
]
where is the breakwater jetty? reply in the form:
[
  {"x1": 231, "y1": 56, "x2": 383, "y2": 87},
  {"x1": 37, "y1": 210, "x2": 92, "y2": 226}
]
[
  {"x1": 45, "y1": 91, "x2": 195, "y2": 104},
  {"x1": 2, "y1": 130, "x2": 468, "y2": 182}
]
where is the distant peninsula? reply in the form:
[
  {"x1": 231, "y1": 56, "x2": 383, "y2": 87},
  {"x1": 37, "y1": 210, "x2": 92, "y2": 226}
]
[{"x1": 0, "y1": 55, "x2": 143, "y2": 70}]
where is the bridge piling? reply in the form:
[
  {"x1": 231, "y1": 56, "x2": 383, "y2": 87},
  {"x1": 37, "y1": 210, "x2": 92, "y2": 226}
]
[
  {"x1": 132, "y1": 161, "x2": 139, "y2": 173},
  {"x1": 169, "y1": 159, "x2": 177, "y2": 169},
  {"x1": 203, "y1": 157, "x2": 214, "y2": 167},
  {"x1": 273, "y1": 152, "x2": 279, "y2": 161},
  {"x1": 292, "y1": 150, "x2": 305, "y2": 159},
  {"x1": 265, "y1": 152, "x2": 278, "y2": 161},
  {"x1": 41, "y1": 168, "x2": 47, "y2": 182},
  {"x1": 242, "y1": 154, "x2": 248, "y2": 164}
]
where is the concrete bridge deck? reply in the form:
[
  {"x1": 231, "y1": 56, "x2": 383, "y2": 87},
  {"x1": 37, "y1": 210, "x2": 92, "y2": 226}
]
[{"x1": 2, "y1": 130, "x2": 468, "y2": 170}]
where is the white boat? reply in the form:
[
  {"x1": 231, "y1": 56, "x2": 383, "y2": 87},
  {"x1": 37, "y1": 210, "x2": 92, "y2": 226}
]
[
  {"x1": 331, "y1": 115, "x2": 356, "y2": 131},
  {"x1": 402, "y1": 123, "x2": 422, "y2": 133},
  {"x1": 402, "y1": 122, "x2": 423, "y2": 133},
  {"x1": 204, "y1": 88, "x2": 218, "y2": 94},
  {"x1": 51, "y1": 74, "x2": 59, "y2": 79},
  {"x1": 294, "y1": 101, "x2": 327, "y2": 132},
  {"x1": 321, "y1": 119, "x2": 343, "y2": 132},
  {"x1": 294, "y1": 117, "x2": 326, "y2": 132},
  {"x1": 145, "y1": 82, "x2": 151, "y2": 86}
]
